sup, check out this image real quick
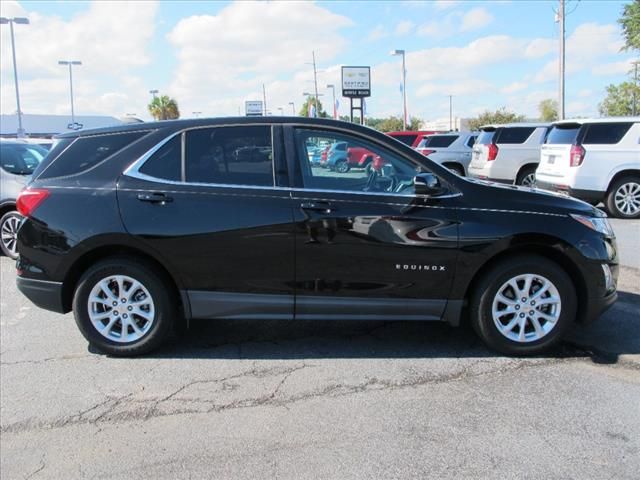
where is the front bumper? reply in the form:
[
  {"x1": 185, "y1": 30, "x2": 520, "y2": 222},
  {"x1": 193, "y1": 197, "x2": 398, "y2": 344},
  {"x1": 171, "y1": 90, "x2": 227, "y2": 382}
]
[
  {"x1": 583, "y1": 289, "x2": 618, "y2": 324},
  {"x1": 16, "y1": 276, "x2": 67, "y2": 314}
]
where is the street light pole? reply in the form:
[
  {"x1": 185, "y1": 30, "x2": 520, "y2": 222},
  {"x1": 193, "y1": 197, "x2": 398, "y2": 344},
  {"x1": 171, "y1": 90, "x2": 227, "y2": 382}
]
[
  {"x1": 391, "y1": 49, "x2": 407, "y2": 130},
  {"x1": 632, "y1": 61, "x2": 639, "y2": 117},
  {"x1": 288, "y1": 102, "x2": 295, "y2": 115},
  {"x1": 58, "y1": 60, "x2": 82, "y2": 126},
  {"x1": 558, "y1": 0, "x2": 565, "y2": 120},
  {"x1": 448, "y1": 95, "x2": 453, "y2": 131},
  {"x1": 326, "y1": 84, "x2": 336, "y2": 119},
  {"x1": 149, "y1": 89, "x2": 159, "y2": 100},
  {"x1": 1, "y1": 17, "x2": 29, "y2": 138}
]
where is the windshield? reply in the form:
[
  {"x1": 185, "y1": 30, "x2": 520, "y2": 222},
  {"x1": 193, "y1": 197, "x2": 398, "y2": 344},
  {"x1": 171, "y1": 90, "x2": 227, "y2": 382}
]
[{"x1": 0, "y1": 144, "x2": 48, "y2": 175}]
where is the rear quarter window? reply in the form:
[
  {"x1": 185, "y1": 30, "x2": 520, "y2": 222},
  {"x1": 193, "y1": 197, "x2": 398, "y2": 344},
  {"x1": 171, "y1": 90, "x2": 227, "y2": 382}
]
[
  {"x1": 390, "y1": 134, "x2": 418, "y2": 146},
  {"x1": 38, "y1": 131, "x2": 148, "y2": 179},
  {"x1": 496, "y1": 127, "x2": 536, "y2": 144},
  {"x1": 582, "y1": 122, "x2": 634, "y2": 144},
  {"x1": 476, "y1": 130, "x2": 496, "y2": 145},
  {"x1": 545, "y1": 125, "x2": 580, "y2": 144},
  {"x1": 423, "y1": 135, "x2": 458, "y2": 148}
]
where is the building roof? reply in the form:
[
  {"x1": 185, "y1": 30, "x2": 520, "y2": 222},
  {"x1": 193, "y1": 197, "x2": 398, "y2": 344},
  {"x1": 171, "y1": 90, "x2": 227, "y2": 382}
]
[{"x1": 0, "y1": 114, "x2": 126, "y2": 137}]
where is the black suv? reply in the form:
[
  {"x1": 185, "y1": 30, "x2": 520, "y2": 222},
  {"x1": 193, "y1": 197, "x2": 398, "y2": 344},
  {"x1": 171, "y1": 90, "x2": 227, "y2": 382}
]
[{"x1": 15, "y1": 117, "x2": 618, "y2": 356}]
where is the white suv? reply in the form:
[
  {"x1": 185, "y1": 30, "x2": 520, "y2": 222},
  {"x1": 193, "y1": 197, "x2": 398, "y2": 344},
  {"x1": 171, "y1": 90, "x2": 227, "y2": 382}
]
[
  {"x1": 415, "y1": 132, "x2": 478, "y2": 176},
  {"x1": 468, "y1": 123, "x2": 550, "y2": 186},
  {"x1": 536, "y1": 117, "x2": 640, "y2": 219}
]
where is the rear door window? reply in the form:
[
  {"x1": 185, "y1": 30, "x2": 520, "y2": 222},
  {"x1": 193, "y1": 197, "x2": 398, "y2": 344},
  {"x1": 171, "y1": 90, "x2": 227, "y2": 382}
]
[
  {"x1": 39, "y1": 131, "x2": 148, "y2": 179},
  {"x1": 184, "y1": 126, "x2": 274, "y2": 187},
  {"x1": 545, "y1": 124, "x2": 581, "y2": 144},
  {"x1": 496, "y1": 127, "x2": 535, "y2": 144},
  {"x1": 582, "y1": 123, "x2": 633, "y2": 144},
  {"x1": 422, "y1": 135, "x2": 458, "y2": 148}
]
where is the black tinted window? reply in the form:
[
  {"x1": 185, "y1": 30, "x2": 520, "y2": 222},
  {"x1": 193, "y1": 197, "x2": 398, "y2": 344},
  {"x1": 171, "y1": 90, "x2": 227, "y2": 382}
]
[
  {"x1": 583, "y1": 123, "x2": 633, "y2": 144},
  {"x1": 40, "y1": 131, "x2": 147, "y2": 179},
  {"x1": 476, "y1": 130, "x2": 495, "y2": 145},
  {"x1": 185, "y1": 126, "x2": 273, "y2": 186},
  {"x1": 545, "y1": 125, "x2": 580, "y2": 144},
  {"x1": 423, "y1": 135, "x2": 457, "y2": 148},
  {"x1": 139, "y1": 136, "x2": 181, "y2": 181},
  {"x1": 390, "y1": 134, "x2": 418, "y2": 146},
  {"x1": 496, "y1": 127, "x2": 536, "y2": 144},
  {"x1": 0, "y1": 144, "x2": 47, "y2": 175},
  {"x1": 466, "y1": 135, "x2": 477, "y2": 147}
]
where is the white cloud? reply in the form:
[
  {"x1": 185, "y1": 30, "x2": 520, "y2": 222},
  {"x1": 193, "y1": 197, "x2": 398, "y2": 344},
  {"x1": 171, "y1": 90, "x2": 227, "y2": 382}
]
[
  {"x1": 502, "y1": 82, "x2": 528, "y2": 94},
  {"x1": 591, "y1": 60, "x2": 634, "y2": 76},
  {"x1": 524, "y1": 38, "x2": 556, "y2": 59},
  {"x1": 367, "y1": 25, "x2": 389, "y2": 42},
  {"x1": 460, "y1": 8, "x2": 493, "y2": 32},
  {"x1": 0, "y1": 1, "x2": 158, "y2": 118},
  {"x1": 533, "y1": 22, "x2": 625, "y2": 83},
  {"x1": 395, "y1": 20, "x2": 415, "y2": 36},
  {"x1": 166, "y1": 1, "x2": 352, "y2": 116},
  {"x1": 434, "y1": 0, "x2": 459, "y2": 10}
]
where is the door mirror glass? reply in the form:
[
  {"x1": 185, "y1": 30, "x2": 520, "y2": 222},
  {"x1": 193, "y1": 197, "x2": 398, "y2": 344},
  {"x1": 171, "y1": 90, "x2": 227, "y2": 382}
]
[{"x1": 414, "y1": 173, "x2": 443, "y2": 196}]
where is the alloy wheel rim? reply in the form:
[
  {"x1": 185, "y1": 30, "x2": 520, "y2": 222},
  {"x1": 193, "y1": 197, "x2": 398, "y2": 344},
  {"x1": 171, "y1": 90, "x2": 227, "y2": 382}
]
[
  {"x1": 88, "y1": 275, "x2": 155, "y2": 343},
  {"x1": 522, "y1": 173, "x2": 536, "y2": 187},
  {"x1": 1, "y1": 214, "x2": 21, "y2": 256},
  {"x1": 614, "y1": 182, "x2": 640, "y2": 216},
  {"x1": 491, "y1": 273, "x2": 561, "y2": 343}
]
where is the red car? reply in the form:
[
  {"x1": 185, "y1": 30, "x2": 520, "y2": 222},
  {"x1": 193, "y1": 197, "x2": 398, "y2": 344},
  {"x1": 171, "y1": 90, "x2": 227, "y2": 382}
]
[{"x1": 386, "y1": 130, "x2": 439, "y2": 148}]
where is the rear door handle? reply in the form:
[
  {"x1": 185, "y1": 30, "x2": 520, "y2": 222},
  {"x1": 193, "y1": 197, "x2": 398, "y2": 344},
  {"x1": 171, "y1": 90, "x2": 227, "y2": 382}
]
[
  {"x1": 137, "y1": 192, "x2": 173, "y2": 205},
  {"x1": 300, "y1": 201, "x2": 333, "y2": 213}
]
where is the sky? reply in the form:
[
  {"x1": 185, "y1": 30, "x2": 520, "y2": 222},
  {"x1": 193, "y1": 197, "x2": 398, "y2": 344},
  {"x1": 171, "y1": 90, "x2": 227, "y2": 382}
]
[{"x1": 0, "y1": 0, "x2": 635, "y2": 123}]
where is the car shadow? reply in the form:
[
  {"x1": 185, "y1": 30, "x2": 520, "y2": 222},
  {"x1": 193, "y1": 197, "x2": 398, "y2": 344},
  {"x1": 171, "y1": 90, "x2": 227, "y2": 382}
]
[{"x1": 132, "y1": 290, "x2": 640, "y2": 363}]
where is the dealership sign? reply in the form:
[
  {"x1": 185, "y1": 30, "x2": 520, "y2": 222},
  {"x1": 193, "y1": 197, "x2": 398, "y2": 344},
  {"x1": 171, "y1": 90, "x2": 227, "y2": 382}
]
[
  {"x1": 342, "y1": 66, "x2": 371, "y2": 98},
  {"x1": 245, "y1": 100, "x2": 264, "y2": 116}
]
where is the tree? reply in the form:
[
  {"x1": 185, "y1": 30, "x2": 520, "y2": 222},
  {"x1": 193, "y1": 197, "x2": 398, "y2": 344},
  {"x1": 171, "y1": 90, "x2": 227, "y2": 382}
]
[
  {"x1": 598, "y1": 81, "x2": 640, "y2": 116},
  {"x1": 299, "y1": 96, "x2": 328, "y2": 117},
  {"x1": 538, "y1": 99, "x2": 558, "y2": 121},
  {"x1": 148, "y1": 95, "x2": 180, "y2": 120},
  {"x1": 619, "y1": 0, "x2": 640, "y2": 51},
  {"x1": 364, "y1": 116, "x2": 423, "y2": 132},
  {"x1": 467, "y1": 108, "x2": 525, "y2": 131}
]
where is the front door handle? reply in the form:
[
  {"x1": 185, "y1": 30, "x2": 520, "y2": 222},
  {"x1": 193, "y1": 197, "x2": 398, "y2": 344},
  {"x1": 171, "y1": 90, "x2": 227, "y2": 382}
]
[
  {"x1": 137, "y1": 192, "x2": 173, "y2": 205},
  {"x1": 300, "y1": 201, "x2": 333, "y2": 213}
]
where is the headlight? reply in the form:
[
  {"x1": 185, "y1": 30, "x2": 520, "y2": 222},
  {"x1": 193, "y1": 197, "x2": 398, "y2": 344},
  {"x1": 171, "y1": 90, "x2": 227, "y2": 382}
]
[{"x1": 570, "y1": 214, "x2": 614, "y2": 236}]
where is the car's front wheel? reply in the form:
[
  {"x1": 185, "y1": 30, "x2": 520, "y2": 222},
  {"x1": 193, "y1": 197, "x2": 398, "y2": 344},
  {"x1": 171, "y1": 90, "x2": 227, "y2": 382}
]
[
  {"x1": 0, "y1": 211, "x2": 23, "y2": 259},
  {"x1": 606, "y1": 176, "x2": 640, "y2": 219},
  {"x1": 73, "y1": 257, "x2": 176, "y2": 356},
  {"x1": 470, "y1": 255, "x2": 576, "y2": 355}
]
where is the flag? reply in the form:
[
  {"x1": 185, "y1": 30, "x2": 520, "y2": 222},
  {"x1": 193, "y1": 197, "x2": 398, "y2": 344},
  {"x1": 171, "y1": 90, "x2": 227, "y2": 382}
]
[
  {"x1": 309, "y1": 103, "x2": 316, "y2": 118},
  {"x1": 362, "y1": 98, "x2": 367, "y2": 116},
  {"x1": 334, "y1": 98, "x2": 339, "y2": 119}
]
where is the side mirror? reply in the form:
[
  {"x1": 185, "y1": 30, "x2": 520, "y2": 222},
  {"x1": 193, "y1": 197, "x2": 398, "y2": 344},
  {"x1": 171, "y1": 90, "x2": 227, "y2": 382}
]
[{"x1": 414, "y1": 173, "x2": 443, "y2": 196}]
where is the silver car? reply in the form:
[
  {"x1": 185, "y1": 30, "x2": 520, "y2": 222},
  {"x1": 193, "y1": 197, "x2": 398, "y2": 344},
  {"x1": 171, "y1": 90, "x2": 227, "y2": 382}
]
[
  {"x1": 1, "y1": 140, "x2": 48, "y2": 258},
  {"x1": 415, "y1": 132, "x2": 478, "y2": 176}
]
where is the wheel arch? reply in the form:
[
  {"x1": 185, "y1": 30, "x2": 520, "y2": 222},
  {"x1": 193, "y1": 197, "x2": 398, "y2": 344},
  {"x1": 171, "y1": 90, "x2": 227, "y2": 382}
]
[
  {"x1": 460, "y1": 235, "x2": 588, "y2": 325},
  {"x1": 0, "y1": 202, "x2": 16, "y2": 219},
  {"x1": 606, "y1": 169, "x2": 640, "y2": 193},
  {"x1": 516, "y1": 163, "x2": 538, "y2": 179},
  {"x1": 61, "y1": 244, "x2": 189, "y2": 318},
  {"x1": 442, "y1": 161, "x2": 466, "y2": 175}
]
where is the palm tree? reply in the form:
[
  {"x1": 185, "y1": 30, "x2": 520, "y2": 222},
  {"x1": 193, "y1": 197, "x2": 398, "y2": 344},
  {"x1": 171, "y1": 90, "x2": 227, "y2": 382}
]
[{"x1": 148, "y1": 95, "x2": 180, "y2": 120}]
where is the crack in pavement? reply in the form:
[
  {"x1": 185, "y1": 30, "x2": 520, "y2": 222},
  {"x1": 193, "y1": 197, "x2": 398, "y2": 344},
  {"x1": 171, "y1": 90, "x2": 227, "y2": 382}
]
[
  {"x1": 1, "y1": 357, "x2": 572, "y2": 435},
  {"x1": 1, "y1": 353, "x2": 93, "y2": 366}
]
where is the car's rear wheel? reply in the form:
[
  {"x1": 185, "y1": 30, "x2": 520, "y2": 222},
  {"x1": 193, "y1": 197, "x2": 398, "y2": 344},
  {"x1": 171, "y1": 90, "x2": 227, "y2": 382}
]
[
  {"x1": 469, "y1": 255, "x2": 576, "y2": 355},
  {"x1": 444, "y1": 163, "x2": 465, "y2": 176},
  {"x1": 335, "y1": 160, "x2": 350, "y2": 173},
  {"x1": 0, "y1": 211, "x2": 22, "y2": 260},
  {"x1": 73, "y1": 257, "x2": 176, "y2": 356},
  {"x1": 516, "y1": 166, "x2": 537, "y2": 187},
  {"x1": 605, "y1": 176, "x2": 640, "y2": 219}
]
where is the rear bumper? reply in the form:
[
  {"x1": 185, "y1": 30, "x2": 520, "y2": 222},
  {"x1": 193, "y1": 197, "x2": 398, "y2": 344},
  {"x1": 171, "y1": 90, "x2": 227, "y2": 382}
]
[
  {"x1": 16, "y1": 276, "x2": 67, "y2": 314},
  {"x1": 536, "y1": 181, "x2": 604, "y2": 204}
]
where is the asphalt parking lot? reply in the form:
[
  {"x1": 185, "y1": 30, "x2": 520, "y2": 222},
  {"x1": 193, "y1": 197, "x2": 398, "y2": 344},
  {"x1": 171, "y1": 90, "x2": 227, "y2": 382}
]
[{"x1": 1, "y1": 220, "x2": 638, "y2": 479}]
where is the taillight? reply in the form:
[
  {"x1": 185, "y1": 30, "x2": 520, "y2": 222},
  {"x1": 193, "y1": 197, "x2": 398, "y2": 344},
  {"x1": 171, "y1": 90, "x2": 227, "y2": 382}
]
[
  {"x1": 570, "y1": 145, "x2": 585, "y2": 167},
  {"x1": 487, "y1": 143, "x2": 499, "y2": 161},
  {"x1": 420, "y1": 149, "x2": 435, "y2": 157},
  {"x1": 16, "y1": 188, "x2": 50, "y2": 217}
]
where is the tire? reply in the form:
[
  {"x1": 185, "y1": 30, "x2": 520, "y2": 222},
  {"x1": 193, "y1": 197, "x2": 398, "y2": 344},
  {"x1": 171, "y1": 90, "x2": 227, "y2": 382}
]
[
  {"x1": 335, "y1": 160, "x2": 350, "y2": 173},
  {"x1": 72, "y1": 257, "x2": 177, "y2": 356},
  {"x1": 0, "y1": 211, "x2": 22, "y2": 260},
  {"x1": 605, "y1": 176, "x2": 640, "y2": 219},
  {"x1": 469, "y1": 255, "x2": 576, "y2": 356},
  {"x1": 444, "y1": 164, "x2": 465, "y2": 176},
  {"x1": 516, "y1": 166, "x2": 537, "y2": 187}
]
